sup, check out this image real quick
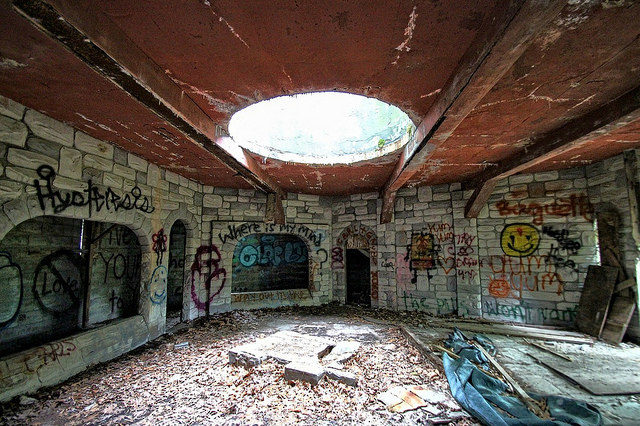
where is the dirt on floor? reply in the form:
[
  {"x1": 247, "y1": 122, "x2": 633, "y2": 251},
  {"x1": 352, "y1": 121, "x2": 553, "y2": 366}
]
[{"x1": 0, "y1": 305, "x2": 477, "y2": 425}]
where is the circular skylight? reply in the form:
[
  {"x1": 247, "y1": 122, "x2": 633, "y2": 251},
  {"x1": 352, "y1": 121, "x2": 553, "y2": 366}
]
[{"x1": 228, "y1": 92, "x2": 415, "y2": 164}]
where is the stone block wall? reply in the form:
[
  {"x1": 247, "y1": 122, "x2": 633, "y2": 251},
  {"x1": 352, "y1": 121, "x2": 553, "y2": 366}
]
[
  {"x1": 0, "y1": 95, "x2": 333, "y2": 400},
  {"x1": 333, "y1": 155, "x2": 638, "y2": 337}
]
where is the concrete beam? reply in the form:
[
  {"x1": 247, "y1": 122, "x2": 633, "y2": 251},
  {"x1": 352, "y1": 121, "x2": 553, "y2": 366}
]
[
  {"x1": 465, "y1": 85, "x2": 640, "y2": 217},
  {"x1": 380, "y1": 0, "x2": 564, "y2": 223},
  {"x1": 13, "y1": 0, "x2": 284, "y2": 197}
]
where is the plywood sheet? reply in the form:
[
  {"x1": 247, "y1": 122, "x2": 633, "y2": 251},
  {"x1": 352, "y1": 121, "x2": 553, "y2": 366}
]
[
  {"x1": 575, "y1": 265, "x2": 619, "y2": 337},
  {"x1": 531, "y1": 353, "x2": 640, "y2": 395}
]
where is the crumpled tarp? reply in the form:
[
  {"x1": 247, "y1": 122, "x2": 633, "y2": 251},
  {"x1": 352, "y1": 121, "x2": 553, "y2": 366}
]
[{"x1": 442, "y1": 328, "x2": 602, "y2": 426}]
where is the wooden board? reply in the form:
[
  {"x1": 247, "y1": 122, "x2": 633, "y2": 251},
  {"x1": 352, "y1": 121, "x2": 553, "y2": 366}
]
[
  {"x1": 575, "y1": 265, "x2": 619, "y2": 337},
  {"x1": 425, "y1": 321, "x2": 594, "y2": 344},
  {"x1": 600, "y1": 296, "x2": 636, "y2": 344},
  {"x1": 531, "y1": 353, "x2": 640, "y2": 395}
]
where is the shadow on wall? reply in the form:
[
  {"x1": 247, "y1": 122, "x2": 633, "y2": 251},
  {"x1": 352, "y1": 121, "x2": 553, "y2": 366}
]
[{"x1": 0, "y1": 216, "x2": 141, "y2": 357}]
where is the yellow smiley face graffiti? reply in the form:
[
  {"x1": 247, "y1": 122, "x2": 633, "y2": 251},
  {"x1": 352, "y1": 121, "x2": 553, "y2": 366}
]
[{"x1": 500, "y1": 223, "x2": 540, "y2": 257}]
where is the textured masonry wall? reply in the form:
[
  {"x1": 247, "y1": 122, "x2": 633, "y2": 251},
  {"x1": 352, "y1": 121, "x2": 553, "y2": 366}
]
[
  {"x1": 1, "y1": 91, "x2": 639, "y2": 400},
  {"x1": 0, "y1": 216, "x2": 84, "y2": 356},
  {"x1": 87, "y1": 223, "x2": 141, "y2": 326},
  {"x1": 0, "y1": 95, "x2": 332, "y2": 401},
  {"x1": 332, "y1": 155, "x2": 638, "y2": 337}
]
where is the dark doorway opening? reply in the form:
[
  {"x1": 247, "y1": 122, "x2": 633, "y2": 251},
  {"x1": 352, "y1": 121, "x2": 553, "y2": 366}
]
[
  {"x1": 346, "y1": 249, "x2": 370, "y2": 306},
  {"x1": 167, "y1": 221, "x2": 186, "y2": 329}
]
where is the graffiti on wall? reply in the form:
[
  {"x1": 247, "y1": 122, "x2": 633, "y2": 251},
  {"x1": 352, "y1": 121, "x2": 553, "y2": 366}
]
[
  {"x1": 33, "y1": 250, "x2": 84, "y2": 316},
  {"x1": 97, "y1": 252, "x2": 141, "y2": 286},
  {"x1": 152, "y1": 229, "x2": 167, "y2": 266},
  {"x1": 409, "y1": 232, "x2": 437, "y2": 270},
  {"x1": 336, "y1": 224, "x2": 378, "y2": 265},
  {"x1": 33, "y1": 165, "x2": 154, "y2": 216},
  {"x1": 542, "y1": 226, "x2": 581, "y2": 272},
  {"x1": 484, "y1": 299, "x2": 578, "y2": 323},
  {"x1": 331, "y1": 247, "x2": 344, "y2": 269},
  {"x1": 396, "y1": 253, "x2": 412, "y2": 289},
  {"x1": 400, "y1": 292, "x2": 471, "y2": 316},
  {"x1": 500, "y1": 223, "x2": 540, "y2": 257},
  {"x1": 371, "y1": 271, "x2": 379, "y2": 301},
  {"x1": 237, "y1": 235, "x2": 307, "y2": 267},
  {"x1": 488, "y1": 222, "x2": 582, "y2": 300},
  {"x1": 20, "y1": 340, "x2": 77, "y2": 374},
  {"x1": 0, "y1": 252, "x2": 23, "y2": 329},
  {"x1": 231, "y1": 289, "x2": 309, "y2": 303},
  {"x1": 316, "y1": 248, "x2": 328, "y2": 268},
  {"x1": 219, "y1": 222, "x2": 324, "y2": 247},
  {"x1": 232, "y1": 234, "x2": 309, "y2": 293},
  {"x1": 149, "y1": 266, "x2": 167, "y2": 305},
  {"x1": 487, "y1": 254, "x2": 566, "y2": 298},
  {"x1": 495, "y1": 193, "x2": 593, "y2": 225},
  {"x1": 190, "y1": 244, "x2": 226, "y2": 310}
]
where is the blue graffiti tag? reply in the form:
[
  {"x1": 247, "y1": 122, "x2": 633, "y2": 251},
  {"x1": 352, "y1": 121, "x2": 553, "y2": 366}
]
[
  {"x1": 149, "y1": 265, "x2": 167, "y2": 305},
  {"x1": 238, "y1": 235, "x2": 307, "y2": 267}
]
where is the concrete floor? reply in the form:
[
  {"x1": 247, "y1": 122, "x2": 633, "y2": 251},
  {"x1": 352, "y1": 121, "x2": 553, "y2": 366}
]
[
  {"x1": 2, "y1": 305, "x2": 638, "y2": 424},
  {"x1": 406, "y1": 325, "x2": 640, "y2": 425},
  {"x1": 0, "y1": 307, "x2": 473, "y2": 425}
]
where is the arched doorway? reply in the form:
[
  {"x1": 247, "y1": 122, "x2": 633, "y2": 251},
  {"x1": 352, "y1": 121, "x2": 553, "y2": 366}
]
[{"x1": 166, "y1": 220, "x2": 186, "y2": 329}]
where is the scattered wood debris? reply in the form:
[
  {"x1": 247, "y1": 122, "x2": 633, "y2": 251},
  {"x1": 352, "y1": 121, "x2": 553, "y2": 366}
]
[{"x1": 0, "y1": 306, "x2": 478, "y2": 425}]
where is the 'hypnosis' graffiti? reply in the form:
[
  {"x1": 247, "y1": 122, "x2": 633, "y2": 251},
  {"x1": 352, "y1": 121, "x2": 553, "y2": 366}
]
[{"x1": 33, "y1": 165, "x2": 154, "y2": 216}]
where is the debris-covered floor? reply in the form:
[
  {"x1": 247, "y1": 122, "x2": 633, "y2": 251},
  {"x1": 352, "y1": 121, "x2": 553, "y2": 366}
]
[
  {"x1": 2, "y1": 305, "x2": 639, "y2": 425},
  {"x1": 0, "y1": 306, "x2": 476, "y2": 425}
]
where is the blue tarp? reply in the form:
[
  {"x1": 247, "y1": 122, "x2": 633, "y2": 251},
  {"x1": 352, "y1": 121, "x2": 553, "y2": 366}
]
[{"x1": 442, "y1": 329, "x2": 602, "y2": 426}]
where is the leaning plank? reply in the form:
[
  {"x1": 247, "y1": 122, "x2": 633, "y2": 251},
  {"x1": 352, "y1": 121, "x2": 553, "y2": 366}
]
[
  {"x1": 428, "y1": 318, "x2": 590, "y2": 338},
  {"x1": 600, "y1": 296, "x2": 636, "y2": 344},
  {"x1": 575, "y1": 265, "x2": 619, "y2": 338},
  {"x1": 472, "y1": 342, "x2": 549, "y2": 419},
  {"x1": 427, "y1": 321, "x2": 593, "y2": 344},
  {"x1": 614, "y1": 278, "x2": 637, "y2": 293}
]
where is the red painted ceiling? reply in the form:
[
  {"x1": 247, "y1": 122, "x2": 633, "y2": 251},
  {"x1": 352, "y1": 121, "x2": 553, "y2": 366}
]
[{"x1": 1, "y1": 1, "x2": 639, "y2": 194}]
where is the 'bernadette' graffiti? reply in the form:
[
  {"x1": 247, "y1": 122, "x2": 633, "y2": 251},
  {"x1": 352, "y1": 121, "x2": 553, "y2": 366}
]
[
  {"x1": 33, "y1": 165, "x2": 154, "y2": 216},
  {"x1": 232, "y1": 234, "x2": 309, "y2": 293},
  {"x1": 495, "y1": 193, "x2": 593, "y2": 225}
]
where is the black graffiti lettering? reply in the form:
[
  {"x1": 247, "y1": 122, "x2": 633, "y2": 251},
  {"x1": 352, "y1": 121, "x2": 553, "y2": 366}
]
[
  {"x1": 0, "y1": 252, "x2": 23, "y2": 330},
  {"x1": 33, "y1": 165, "x2": 154, "y2": 217},
  {"x1": 33, "y1": 250, "x2": 84, "y2": 316}
]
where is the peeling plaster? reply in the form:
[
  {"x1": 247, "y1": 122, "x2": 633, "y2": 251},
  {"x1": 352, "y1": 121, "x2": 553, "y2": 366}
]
[
  {"x1": 0, "y1": 57, "x2": 27, "y2": 68},
  {"x1": 392, "y1": 5, "x2": 418, "y2": 66},
  {"x1": 420, "y1": 88, "x2": 441, "y2": 98},
  {"x1": 204, "y1": 4, "x2": 250, "y2": 49},
  {"x1": 75, "y1": 113, "x2": 117, "y2": 133}
]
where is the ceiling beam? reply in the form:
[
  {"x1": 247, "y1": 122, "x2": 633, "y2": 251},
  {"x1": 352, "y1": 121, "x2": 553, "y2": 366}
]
[
  {"x1": 13, "y1": 0, "x2": 284, "y2": 197},
  {"x1": 380, "y1": 0, "x2": 565, "y2": 223},
  {"x1": 464, "y1": 85, "x2": 640, "y2": 217}
]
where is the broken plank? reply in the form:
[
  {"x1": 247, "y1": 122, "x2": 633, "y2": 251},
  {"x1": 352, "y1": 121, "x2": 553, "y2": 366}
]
[
  {"x1": 575, "y1": 265, "x2": 619, "y2": 338},
  {"x1": 523, "y1": 339, "x2": 573, "y2": 362},
  {"x1": 600, "y1": 296, "x2": 636, "y2": 344},
  {"x1": 614, "y1": 278, "x2": 637, "y2": 293},
  {"x1": 472, "y1": 341, "x2": 549, "y2": 419}
]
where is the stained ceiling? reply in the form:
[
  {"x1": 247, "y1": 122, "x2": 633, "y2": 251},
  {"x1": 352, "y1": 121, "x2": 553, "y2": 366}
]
[{"x1": 0, "y1": 0, "x2": 639, "y2": 205}]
